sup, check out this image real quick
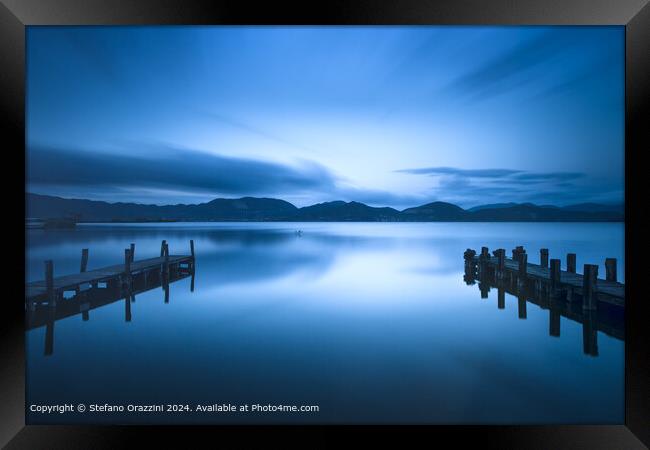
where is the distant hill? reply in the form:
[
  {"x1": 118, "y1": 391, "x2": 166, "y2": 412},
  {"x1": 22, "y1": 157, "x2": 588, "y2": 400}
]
[
  {"x1": 401, "y1": 201, "x2": 467, "y2": 221},
  {"x1": 27, "y1": 193, "x2": 297, "y2": 222},
  {"x1": 562, "y1": 203, "x2": 624, "y2": 214},
  {"x1": 468, "y1": 203, "x2": 622, "y2": 222},
  {"x1": 296, "y1": 201, "x2": 400, "y2": 221},
  {"x1": 26, "y1": 193, "x2": 624, "y2": 222}
]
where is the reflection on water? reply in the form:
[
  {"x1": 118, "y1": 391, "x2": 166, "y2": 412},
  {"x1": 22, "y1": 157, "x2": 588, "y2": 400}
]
[{"x1": 25, "y1": 222, "x2": 624, "y2": 424}]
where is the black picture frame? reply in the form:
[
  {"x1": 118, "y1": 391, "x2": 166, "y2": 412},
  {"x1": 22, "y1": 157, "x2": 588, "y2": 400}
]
[{"x1": 2, "y1": 0, "x2": 648, "y2": 447}]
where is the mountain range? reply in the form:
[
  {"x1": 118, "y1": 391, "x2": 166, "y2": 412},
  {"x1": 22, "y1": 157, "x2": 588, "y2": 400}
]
[{"x1": 26, "y1": 193, "x2": 624, "y2": 222}]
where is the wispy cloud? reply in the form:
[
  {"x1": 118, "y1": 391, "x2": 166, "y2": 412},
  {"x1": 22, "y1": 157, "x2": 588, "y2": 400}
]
[
  {"x1": 203, "y1": 111, "x2": 311, "y2": 152},
  {"x1": 395, "y1": 167, "x2": 522, "y2": 178},
  {"x1": 443, "y1": 29, "x2": 587, "y2": 102},
  {"x1": 511, "y1": 172, "x2": 584, "y2": 181},
  {"x1": 397, "y1": 166, "x2": 584, "y2": 182},
  {"x1": 27, "y1": 143, "x2": 336, "y2": 198},
  {"x1": 396, "y1": 165, "x2": 614, "y2": 207}
]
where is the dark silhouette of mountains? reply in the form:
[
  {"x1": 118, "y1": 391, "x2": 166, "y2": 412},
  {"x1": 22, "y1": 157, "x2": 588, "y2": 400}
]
[{"x1": 26, "y1": 193, "x2": 624, "y2": 222}]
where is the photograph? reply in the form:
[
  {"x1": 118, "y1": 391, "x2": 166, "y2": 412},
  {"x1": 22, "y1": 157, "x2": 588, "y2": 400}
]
[{"x1": 23, "y1": 24, "x2": 627, "y2": 426}]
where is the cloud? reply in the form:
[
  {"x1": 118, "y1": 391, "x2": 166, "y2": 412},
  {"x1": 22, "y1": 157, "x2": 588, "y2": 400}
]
[
  {"x1": 511, "y1": 172, "x2": 584, "y2": 181},
  {"x1": 397, "y1": 166, "x2": 584, "y2": 183},
  {"x1": 396, "y1": 165, "x2": 613, "y2": 207},
  {"x1": 27, "y1": 143, "x2": 337, "y2": 198},
  {"x1": 443, "y1": 29, "x2": 587, "y2": 102},
  {"x1": 395, "y1": 167, "x2": 521, "y2": 178},
  {"x1": 203, "y1": 111, "x2": 311, "y2": 152}
]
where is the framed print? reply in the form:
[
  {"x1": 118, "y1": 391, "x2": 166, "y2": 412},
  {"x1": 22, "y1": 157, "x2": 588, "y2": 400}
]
[{"x1": 1, "y1": 0, "x2": 648, "y2": 447}]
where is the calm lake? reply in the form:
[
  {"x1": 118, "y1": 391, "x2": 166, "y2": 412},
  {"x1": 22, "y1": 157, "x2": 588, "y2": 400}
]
[{"x1": 25, "y1": 222, "x2": 625, "y2": 424}]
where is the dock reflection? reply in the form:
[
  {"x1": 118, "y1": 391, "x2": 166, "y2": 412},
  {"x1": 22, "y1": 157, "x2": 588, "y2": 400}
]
[
  {"x1": 27, "y1": 262, "x2": 195, "y2": 356},
  {"x1": 464, "y1": 259, "x2": 623, "y2": 357}
]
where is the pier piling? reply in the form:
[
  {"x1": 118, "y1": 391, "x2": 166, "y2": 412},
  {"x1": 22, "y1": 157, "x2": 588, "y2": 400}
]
[
  {"x1": 540, "y1": 248, "x2": 549, "y2": 268},
  {"x1": 550, "y1": 259, "x2": 561, "y2": 287},
  {"x1": 80, "y1": 249, "x2": 89, "y2": 272},
  {"x1": 549, "y1": 309, "x2": 561, "y2": 337},
  {"x1": 605, "y1": 258, "x2": 617, "y2": 282},
  {"x1": 567, "y1": 253, "x2": 576, "y2": 274},
  {"x1": 518, "y1": 253, "x2": 528, "y2": 277},
  {"x1": 496, "y1": 249, "x2": 505, "y2": 278},
  {"x1": 497, "y1": 288, "x2": 505, "y2": 309},
  {"x1": 124, "y1": 249, "x2": 132, "y2": 287},
  {"x1": 582, "y1": 264, "x2": 598, "y2": 310}
]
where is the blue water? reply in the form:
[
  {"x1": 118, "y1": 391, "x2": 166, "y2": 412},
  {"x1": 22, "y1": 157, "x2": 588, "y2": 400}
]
[{"x1": 25, "y1": 222, "x2": 625, "y2": 424}]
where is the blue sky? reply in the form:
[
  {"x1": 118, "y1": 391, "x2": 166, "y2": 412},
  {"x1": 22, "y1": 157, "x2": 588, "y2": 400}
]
[{"x1": 26, "y1": 26, "x2": 624, "y2": 208}]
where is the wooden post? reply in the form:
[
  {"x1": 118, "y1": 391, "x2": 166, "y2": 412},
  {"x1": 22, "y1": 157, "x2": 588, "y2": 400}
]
[
  {"x1": 567, "y1": 253, "x2": 576, "y2": 274},
  {"x1": 124, "y1": 249, "x2": 132, "y2": 288},
  {"x1": 190, "y1": 239, "x2": 195, "y2": 259},
  {"x1": 550, "y1": 259, "x2": 561, "y2": 287},
  {"x1": 518, "y1": 252, "x2": 528, "y2": 277},
  {"x1": 164, "y1": 242, "x2": 170, "y2": 279},
  {"x1": 496, "y1": 249, "x2": 505, "y2": 278},
  {"x1": 582, "y1": 264, "x2": 598, "y2": 310},
  {"x1": 605, "y1": 258, "x2": 617, "y2": 282},
  {"x1": 80, "y1": 249, "x2": 89, "y2": 272},
  {"x1": 518, "y1": 295, "x2": 527, "y2": 319},
  {"x1": 549, "y1": 310, "x2": 560, "y2": 337},
  {"x1": 125, "y1": 249, "x2": 131, "y2": 273},
  {"x1": 480, "y1": 246, "x2": 489, "y2": 260},
  {"x1": 160, "y1": 240, "x2": 167, "y2": 257},
  {"x1": 582, "y1": 310, "x2": 599, "y2": 356},
  {"x1": 130, "y1": 243, "x2": 135, "y2": 262},
  {"x1": 479, "y1": 282, "x2": 489, "y2": 299},
  {"x1": 540, "y1": 248, "x2": 549, "y2": 268},
  {"x1": 125, "y1": 295, "x2": 132, "y2": 322},
  {"x1": 45, "y1": 260, "x2": 55, "y2": 307},
  {"x1": 497, "y1": 288, "x2": 505, "y2": 309},
  {"x1": 463, "y1": 248, "x2": 476, "y2": 261}
]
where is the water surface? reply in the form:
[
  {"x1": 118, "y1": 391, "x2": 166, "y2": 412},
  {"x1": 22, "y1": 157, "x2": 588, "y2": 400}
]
[{"x1": 25, "y1": 222, "x2": 625, "y2": 424}]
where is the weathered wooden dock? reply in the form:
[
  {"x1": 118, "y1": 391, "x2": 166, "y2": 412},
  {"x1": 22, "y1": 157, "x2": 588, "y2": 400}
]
[
  {"x1": 464, "y1": 258, "x2": 623, "y2": 357},
  {"x1": 464, "y1": 245, "x2": 624, "y2": 308},
  {"x1": 463, "y1": 245, "x2": 624, "y2": 357},
  {"x1": 26, "y1": 240, "x2": 195, "y2": 304},
  {"x1": 25, "y1": 240, "x2": 196, "y2": 356}
]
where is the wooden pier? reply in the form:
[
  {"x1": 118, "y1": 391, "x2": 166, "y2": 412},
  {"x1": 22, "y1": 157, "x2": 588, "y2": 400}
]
[
  {"x1": 25, "y1": 240, "x2": 196, "y2": 356},
  {"x1": 464, "y1": 246, "x2": 624, "y2": 308},
  {"x1": 26, "y1": 240, "x2": 195, "y2": 304},
  {"x1": 463, "y1": 245, "x2": 624, "y2": 357}
]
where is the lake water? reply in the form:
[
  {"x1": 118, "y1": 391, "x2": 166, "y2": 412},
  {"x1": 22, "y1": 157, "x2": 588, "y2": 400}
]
[{"x1": 25, "y1": 222, "x2": 625, "y2": 424}]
